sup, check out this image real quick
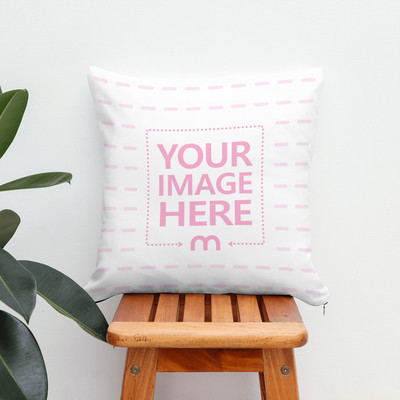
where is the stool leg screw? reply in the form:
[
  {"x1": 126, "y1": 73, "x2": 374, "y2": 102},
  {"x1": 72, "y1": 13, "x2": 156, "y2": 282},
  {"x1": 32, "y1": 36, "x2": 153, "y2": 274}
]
[
  {"x1": 131, "y1": 365, "x2": 141, "y2": 375},
  {"x1": 281, "y1": 366, "x2": 291, "y2": 375}
]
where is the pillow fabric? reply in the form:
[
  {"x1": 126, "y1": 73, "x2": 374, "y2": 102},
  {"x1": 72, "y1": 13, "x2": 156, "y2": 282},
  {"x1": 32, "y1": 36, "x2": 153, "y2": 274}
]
[{"x1": 86, "y1": 66, "x2": 329, "y2": 306}]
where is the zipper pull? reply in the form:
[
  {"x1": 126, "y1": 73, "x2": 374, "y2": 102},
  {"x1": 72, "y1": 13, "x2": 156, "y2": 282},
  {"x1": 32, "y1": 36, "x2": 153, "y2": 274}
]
[{"x1": 323, "y1": 302, "x2": 328, "y2": 316}]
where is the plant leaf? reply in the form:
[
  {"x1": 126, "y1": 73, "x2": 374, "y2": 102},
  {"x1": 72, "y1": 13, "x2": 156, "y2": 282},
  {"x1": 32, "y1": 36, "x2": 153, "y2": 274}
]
[
  {"x1": 0, "y1": 209, "x2": 21, "y2": 248},
  {"x1": 0, "y1": 172, "x2": 72, "y2": 192},
  {"x1": 0, "y1": 89, "x2": 28, "y2": 159},
  {"x1": 0, "y1": 310, "x2": 48, "y2": 400},
  {"x1": 0, "y1": 249, "x2": 36, "y2": 324},
  {"x1": 20, "y1": 261, "x2": 108, "y2": 342}
]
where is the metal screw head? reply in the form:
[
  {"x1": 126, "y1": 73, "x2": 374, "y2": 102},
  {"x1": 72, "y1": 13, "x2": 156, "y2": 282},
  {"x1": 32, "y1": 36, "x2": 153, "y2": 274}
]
[
  {"x1": 281, "y1": 365, "x2": 291, "y2": 375},
  {"x1": 131, "y1": 365, "x2": 141, "y2": 375}
]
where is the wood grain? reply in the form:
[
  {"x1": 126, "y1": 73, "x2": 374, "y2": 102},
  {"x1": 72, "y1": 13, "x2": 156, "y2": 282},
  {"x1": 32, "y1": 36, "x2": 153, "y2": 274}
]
[
  {"x1": 262, "y1": 296, "x2": 303, "y2": 323},
  {"x1": 109, "y1": 294, "x2": 307, "y2": 399},
  {"x1": 112, "y1": 294, "x2": 154, "y2": 322},
  {"x1": 183, "y1": 294, "x2": 205, "y2": 322},
  {"x1": 211, "y1": 294, "x2": 233, "y2": 322},
  {"x1": 121, "y1": 348, "x2": 158, "y2": 400},
  {"x1": 237, "y1": 295, "x2": 262, "y2": 322},
  {"x1": 157, "y1": 349, "x2": 263, "y2": 372},
  {"x1": 107, "y1": 321, "x2": 307, "y2": 348},
  {"x1": 262, "y1": 348, "x2": 299, "y2": 400},
  {"x1": 154, "y1": 293, "x2": 179, "y2": 322}
]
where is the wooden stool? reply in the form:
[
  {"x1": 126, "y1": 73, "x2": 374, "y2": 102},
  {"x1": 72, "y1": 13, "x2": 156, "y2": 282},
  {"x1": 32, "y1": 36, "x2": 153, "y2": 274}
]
[{"x1": 107, "y1": 293, "x2": 308, "y2": 400}]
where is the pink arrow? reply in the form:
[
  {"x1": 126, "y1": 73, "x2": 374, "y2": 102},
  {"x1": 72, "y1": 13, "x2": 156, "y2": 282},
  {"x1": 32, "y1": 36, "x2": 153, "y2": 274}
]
[
  {"x1": 146, "y1": 241, "x2": 184, "y2": 247},
  {"x1": 228, "y1": 241, "x2": 265, "y2": 247}
]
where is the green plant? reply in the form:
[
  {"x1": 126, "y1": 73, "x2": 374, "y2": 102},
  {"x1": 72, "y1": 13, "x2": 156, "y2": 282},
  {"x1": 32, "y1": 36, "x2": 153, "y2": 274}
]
[{"x1": 0, "y1": 87, "x2": 108, "y2": 400}]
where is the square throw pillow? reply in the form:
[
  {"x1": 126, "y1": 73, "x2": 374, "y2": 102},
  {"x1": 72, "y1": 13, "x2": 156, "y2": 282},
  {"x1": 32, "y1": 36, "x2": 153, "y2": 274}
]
[{"x1": 85, "y1": 66, "x2": 329, "y2": 306}]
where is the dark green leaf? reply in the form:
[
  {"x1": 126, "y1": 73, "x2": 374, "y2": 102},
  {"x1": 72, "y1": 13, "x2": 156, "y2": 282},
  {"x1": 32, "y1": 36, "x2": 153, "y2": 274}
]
[
  {"x1": 0, "y1": 310, "x2": 48, "y2": 400},
  {"x1": 0, "y1": 249, "x2": 36, "y2": 324},
  {"x1": 0, "y1": 172, "x2": 72, "y2": 192},
  {"x1": 20, "y1": 261, "x2": 108, "y2": 342},
  {"x1": 0, "y1": 209, "x2": 21, "y2": 248},
  {"x1": 0, "y1": 89, "x2": 28, "y2": 159}
]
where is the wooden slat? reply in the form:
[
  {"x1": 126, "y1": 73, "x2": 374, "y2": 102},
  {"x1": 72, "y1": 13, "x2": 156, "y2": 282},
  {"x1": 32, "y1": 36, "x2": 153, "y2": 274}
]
[
  {"x1": 211, "y1": 294, "x2": 233, "y2": 322},
  {"x1": 183, "y1": 294, "x2": 205, "y2": 322},
  {"x1": 107, "y1": 322, "x2": 307, "y2": 348},
  {"x1": 157, "y1": 349, "x2": 263, "y2": 372},
  {"x1": 112, "y1": 294, "x2": 154, "y2": 322},
  {"x1": 237, "y1": 295, "x2": 262, "y2": 322},
  {"x1": 154, "y1": 294, "x2": 179, "y2": 322},
  {"x1": 121, "y1": 348, "x2": 158, "y2": 400},
  {"x1": 262, "y1": 296, "x2": 303, "y2": 323},
  {"x1": 262, "y1": 348, "x2": 299, "y2": 400}
]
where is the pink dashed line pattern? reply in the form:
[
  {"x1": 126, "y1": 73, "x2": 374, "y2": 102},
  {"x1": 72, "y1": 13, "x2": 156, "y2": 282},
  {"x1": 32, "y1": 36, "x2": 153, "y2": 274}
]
[
  {"x1": 122, "y1": 124, "x2": 135, "y2": 129},
  {"x1": 118, "y1": 267, "x2": 132, "y2": 271},
  {"x1": 277, "y1": 247, "x2": 291, "y2": 252},
  {"x1": 231, "y1": 83, "x2": 246, "y2": 88},
  {"x1": 91, "y1": 68, "x2": 325, "y2": 302},
  {"x1": 116, "y1": 81, "x2": 130, "y2": 87},
  {"x1": 93, "y1": 76, "x2": 107, "y2": 83}
]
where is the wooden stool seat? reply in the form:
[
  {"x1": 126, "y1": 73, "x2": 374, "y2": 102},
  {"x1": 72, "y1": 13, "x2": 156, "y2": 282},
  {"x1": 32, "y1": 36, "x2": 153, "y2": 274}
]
[{"x1": 108, "y1": 293, "x2": 308, "y2": 399}]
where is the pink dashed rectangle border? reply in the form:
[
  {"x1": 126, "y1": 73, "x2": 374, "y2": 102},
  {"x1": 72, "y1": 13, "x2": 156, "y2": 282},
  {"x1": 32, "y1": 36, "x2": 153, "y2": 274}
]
[{"x1": 145, "y1": 125, "x2": 265, "y2": 248}]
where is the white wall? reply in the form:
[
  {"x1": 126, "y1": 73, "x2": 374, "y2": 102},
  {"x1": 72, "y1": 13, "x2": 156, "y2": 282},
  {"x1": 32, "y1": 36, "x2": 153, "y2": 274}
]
[{"x1": 1, "y1": 1, "x2": 400, "y2": 399}]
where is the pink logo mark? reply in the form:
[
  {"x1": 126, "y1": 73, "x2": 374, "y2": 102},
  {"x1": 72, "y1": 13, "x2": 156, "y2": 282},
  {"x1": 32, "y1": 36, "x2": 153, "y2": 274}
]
[{"x1": 190, "y1": 235, "x2": 221, "y2": 251}]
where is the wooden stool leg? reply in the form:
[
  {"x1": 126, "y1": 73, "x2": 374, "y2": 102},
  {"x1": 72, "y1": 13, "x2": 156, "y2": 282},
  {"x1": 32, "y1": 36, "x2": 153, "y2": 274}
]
[
  {"x1": 258, "y1": 372, "x2": 267, "y2": 400},
  {"x1": 121, "y1": 348, "x2": 159, "y2": 400},
  {"x1": 262, "y1": 348, "x2": 299, "y2": 400}
]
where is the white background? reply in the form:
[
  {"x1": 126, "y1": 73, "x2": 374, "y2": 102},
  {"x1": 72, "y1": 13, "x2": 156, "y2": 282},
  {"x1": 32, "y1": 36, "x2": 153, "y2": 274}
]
[{"x1": 1, "y1": 1, "x2": 400, "y2": 399}]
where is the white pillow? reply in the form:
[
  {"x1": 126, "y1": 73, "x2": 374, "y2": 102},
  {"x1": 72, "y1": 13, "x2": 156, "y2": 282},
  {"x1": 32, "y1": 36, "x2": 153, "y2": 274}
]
[{"x1": 85, "y1": 66, "x2": 329, "y2": 306}]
